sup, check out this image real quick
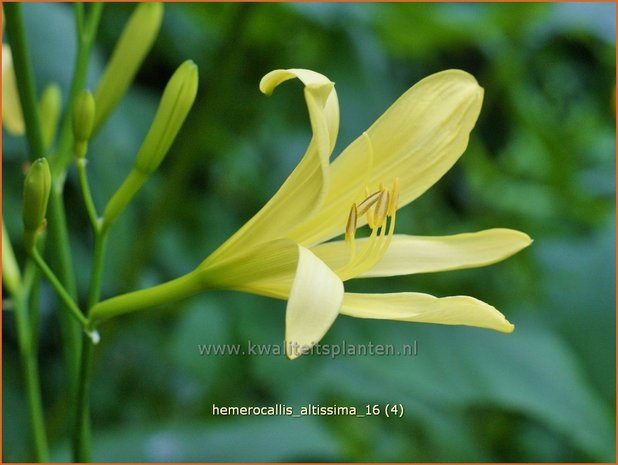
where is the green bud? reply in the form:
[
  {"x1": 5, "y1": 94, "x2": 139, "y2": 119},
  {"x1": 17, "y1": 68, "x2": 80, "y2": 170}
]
[
  {"x1": 101, "y1": 60, "x2": 198, "y2": 230},
  {"x1": 39, "y1": 83, "x2": 62, "y2": 151},
  {"x1": 93, "y1": 2, "x2": 163, "y2": 133},
  {"x1": 134, "y1": 60, "x2": 198, "y2": 174},
  {"x1": 2, "y1": 221, "x2": 22, "y2": 295},
  {"x1": 72, "y1": 89, "x2": 96, "y2": 158},
  {"x1": 22, "y1": 158, "x2": 51, "y2": 250}
]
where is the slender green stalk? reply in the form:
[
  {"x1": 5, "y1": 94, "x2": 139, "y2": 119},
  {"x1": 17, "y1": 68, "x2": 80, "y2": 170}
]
[
  {"x1": 73, "y1": 338, "x2": 94, "y2": 462},
  {"x1": 47, "y1": 191, "x2": 82, "y2": 389},
  {"x1": 4, "y1": 223, "x2": 48, "y2": 461},
  {"x1": 5, "y1": 7, "x2": 57, "y2": 460},
  {"x1": 73, "y1": 222, "x2": 108, "y2": 463},
  {"x1": 88, "y1": 233, "x2": 108, "y2": 309},
  {"x1": 76, "y1": 159, "x2": 100, "y2": 230},
  {"x1": 90, "y1": 270, "x2": 203, "y2": 325},
  {"x1": 4, "y1": 3, "x2": 45, "y2": 161},
  {"x1": 47, "y1": 1, "x2": 103, "y2": 406},
  {"x1": 12, "y1": 291, "x2": 50, "y2": 462},
  {"x1": 73, "y1": 231, "x2": 108, "y2": 462},
  {"x1": 57, "y1": 6, "x2": 104, "y2": 461},
  {"x1": 29, "y1": 249, "x2": 89, "y2": 329}
]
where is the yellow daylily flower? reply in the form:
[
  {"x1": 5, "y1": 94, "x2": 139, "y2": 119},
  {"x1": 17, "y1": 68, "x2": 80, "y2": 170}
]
[
  {"x1": 91, "y1": 68, "x2": 532, "y2": 359},
  {"x1": 2, "y1": 43, "x2": 25, "y2": 135}
]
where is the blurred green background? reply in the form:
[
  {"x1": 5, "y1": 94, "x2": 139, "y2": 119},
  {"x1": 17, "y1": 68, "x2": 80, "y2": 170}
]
[{"x1": 3, "y1": 2, "x2": 616, "y2": 462}]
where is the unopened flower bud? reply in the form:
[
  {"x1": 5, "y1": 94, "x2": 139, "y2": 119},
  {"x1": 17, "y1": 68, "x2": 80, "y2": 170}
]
[
  {"x1": 39, "y1": 83, "x2": 62, "y2": 151},
  {"x1": 72, "y1": 89, "x2": 96, "y2": 158},
  {"x1": 102, "y1": 60, "x2": 198, "y2": 229},
  {"x1": 93, "y1": 2, "x2": 163, "y2": 133},
  {"x1": 22, "y1": 158, "x2": 51, "y2": 250},
  {"x1": 134, "y1": 60, "x2": 199, "y2": 174}
]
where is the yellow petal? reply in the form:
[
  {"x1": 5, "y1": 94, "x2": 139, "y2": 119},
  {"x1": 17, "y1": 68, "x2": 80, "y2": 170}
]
[
  {"x1": 341, "y1": 292, "x2": 514, "y2": 333},
  {"x1": 2, "y1": 44, "x2": 25, "y2": 135},
  {"x1": 285, "y1": 246, "x2": 344, "y2": 359},
  {"x1": 290, "y1": 70, "x2": 484, "y2": 246},
  {"x1": 312, "y1": 228, "x2": 532, "y2": 278},
  {"x1": 204, "y1": 70, "x2": 338, "y2": 265}
]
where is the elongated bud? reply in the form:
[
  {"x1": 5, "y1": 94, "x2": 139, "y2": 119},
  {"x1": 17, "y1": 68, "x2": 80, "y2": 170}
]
[
  {"x1": 22, "y1": 158, "x2": 51, "y2": 250},
  {"x1": 93, "y1": 2, "x2": 164, "y2": 133},
  {"x1": 2, "y1": 221, "x2": 22, "y2": 294},
  {"x1": 2, "y1": 44, "x2": 25, "y2": 135},
  {"x1": 39, "y1": 83, "x2": 62, "y2": 151},
  {"x1": 134, "y1": 60, "x2": 198, "y2": 174},
  {"x1": 72, "y1": 89, "x2": 96, "y2": 158},
  {"x1": 102, "y1": 61, "x2": 198, "y2": 229}
]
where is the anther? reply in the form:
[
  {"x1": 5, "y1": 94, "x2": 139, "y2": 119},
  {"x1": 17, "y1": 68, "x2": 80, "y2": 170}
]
[
  {"x1": 357, "y1": 190, "x2": 382, "y2": 216},
  {"x1": 373, "y1": 190, "x2": 390, "y2": 229},
  {"x1": 388, "y1": 177, "x2": 400, "y2": 216},
  {"x1": 345, "y1": 204, "x2": 358, "y2": 242},
  {"x1": 366, "y1": 206, "x2": 375, "y2": 230}
]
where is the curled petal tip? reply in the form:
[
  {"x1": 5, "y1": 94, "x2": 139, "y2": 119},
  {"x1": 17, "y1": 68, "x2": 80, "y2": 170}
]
[{"x1": 259, "y1": 68, "x2": 334, "y2": 96}]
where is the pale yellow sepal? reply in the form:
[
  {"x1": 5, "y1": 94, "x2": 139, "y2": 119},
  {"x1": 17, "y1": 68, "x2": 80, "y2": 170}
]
[
  {"x1": 285, "y1": 246, "x2": 344, "y2": 359},
  {"x1": 341, "y1": 292, "x2": 514, "y2": 333},
  {"x1": 312, "y1": 228, "x2": 532, "y2": 277},
  {"x1": 2, "y1": 44, "x2": 25, "y2": 135}
]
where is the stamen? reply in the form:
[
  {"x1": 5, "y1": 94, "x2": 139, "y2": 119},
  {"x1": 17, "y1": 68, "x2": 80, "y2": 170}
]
[
  {"x1": 356, "y1": 190, "x2": 381, "y2": 216},
  {"x1": 335, "y1": 177, "x2": 401, "y2": 282},
  {"x1": 336, "y1": 225, "x2": 379, "y2": 281},
  {"x1": 373, "y1": 190, "x2": 389, "y2": 229},
  {"x1": 387, "y1": 177, "x2": 400, "y2": 216},
  {"x1": 366, "y1": 204, "x2": 375, "y2": 229},
  {"x1": 345, "y1": 204, "x2": 357, "y2": 242}
]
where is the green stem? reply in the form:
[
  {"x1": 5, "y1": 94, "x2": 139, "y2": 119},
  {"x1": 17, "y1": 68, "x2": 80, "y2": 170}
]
[
  {"x1": 47, "y1": 189, "x2": 82, "y2": 394},
  {"x1": 73, "y1": 337, "x2": 94, "y2": 462},
  {"x1": 67, "y1": 9, "x2": 105, "y2": 459},
  {"x1": 77, "y1": 159, "x2": 100, "y2": 230},
  {"x1": 29, "y1": 249, "x2": 89, "y2": 329},
  {"x1": 4, "y1": 3, "x2": 45, "y2": 161},
  {"x1": 90, "y1": 270, "x2": 204, "y2": 325},
  {"x1": 101, "y1": 169, "x2": 148, "y2": 231},
  {"x1": 88, "y1": 232, "x2": 108, "y2": 309},
  {"x1": 73, "y1": 231, "x2": 107, "y2": 462},
  {"x1": 12, "y1": 291, "x2": 50, "y2": 462}
]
